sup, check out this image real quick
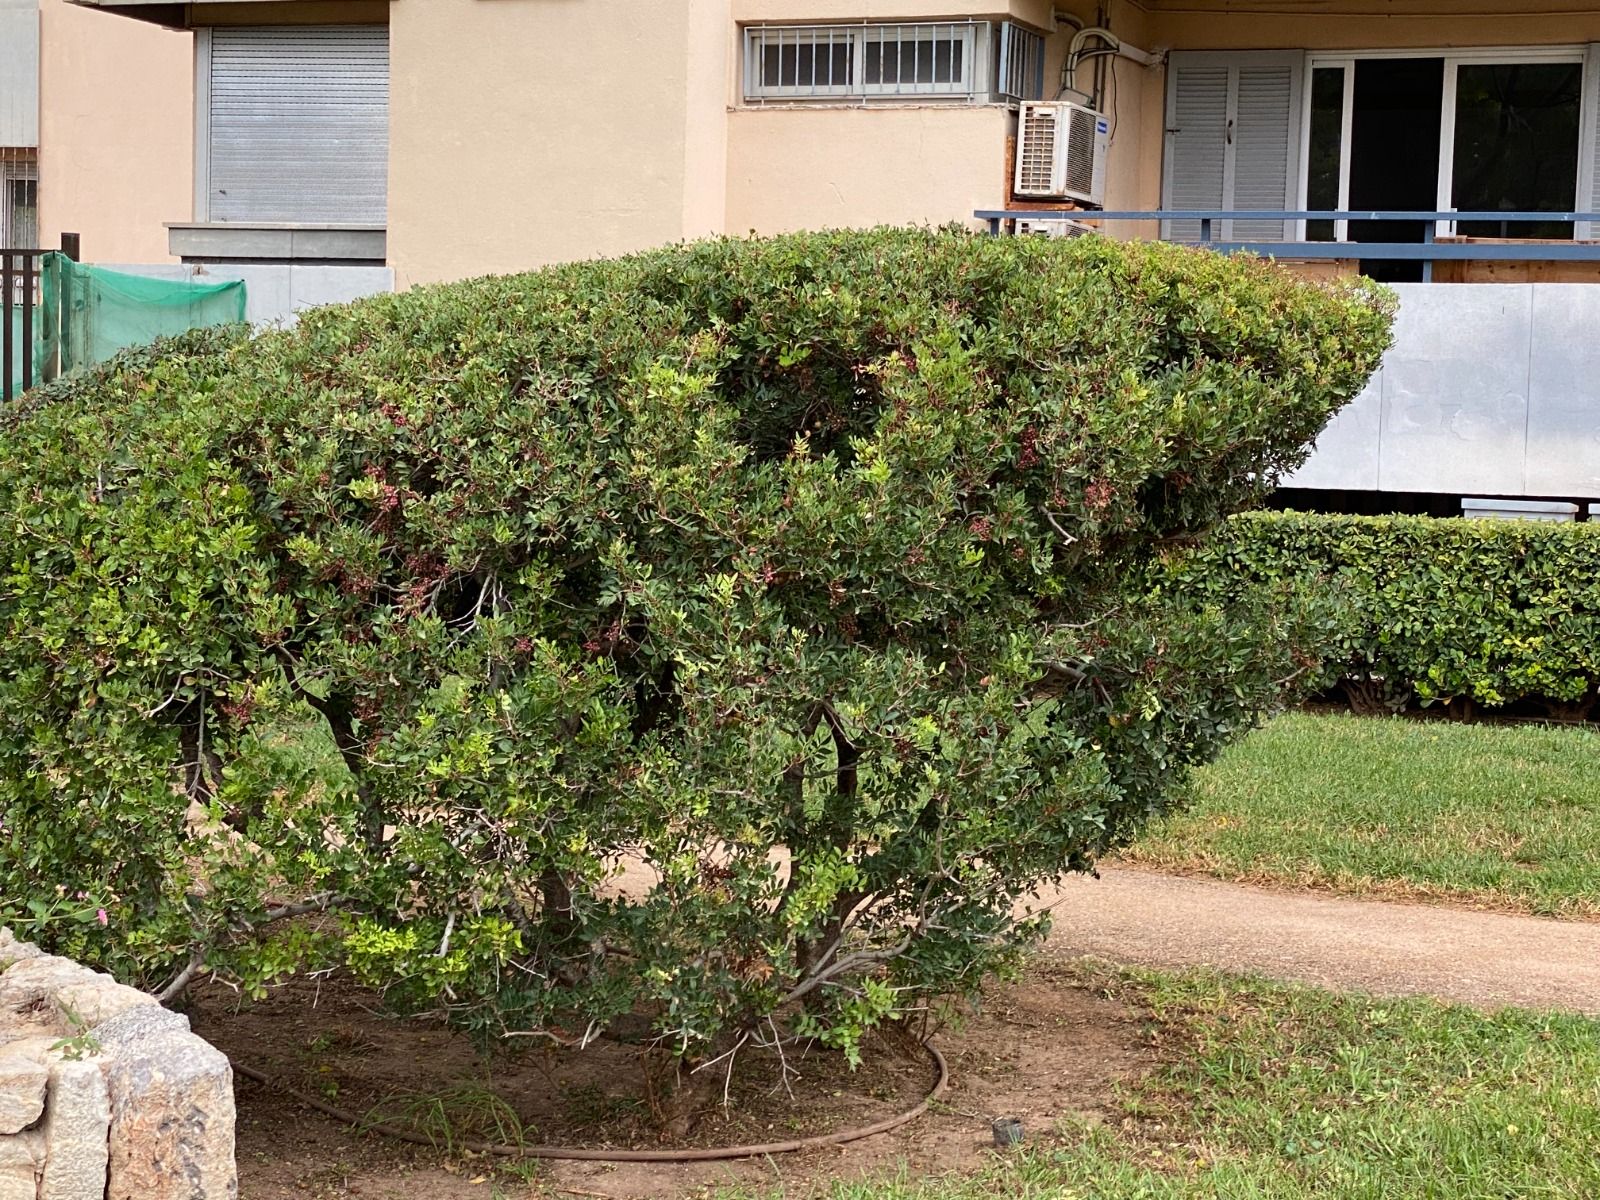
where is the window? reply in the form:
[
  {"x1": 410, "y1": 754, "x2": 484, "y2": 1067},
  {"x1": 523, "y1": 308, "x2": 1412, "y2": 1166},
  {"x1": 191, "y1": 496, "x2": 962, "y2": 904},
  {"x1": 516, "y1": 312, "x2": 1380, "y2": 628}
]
[
  {"x1": 1165, "y1": 46, "x2": 1600, "y2": 256},
  {"x1": 196, "y1": 26, "x2": 389, "y2": 226},
  {"x1": 1451, "y1": 63, "x2": 1582, "y2": 238},
  {"x1": 743, "y1": 22, "x2": 1044, "y2": 103},
  {"x1": 1, "y1": 157, "x2": 37, "y2": 250}
]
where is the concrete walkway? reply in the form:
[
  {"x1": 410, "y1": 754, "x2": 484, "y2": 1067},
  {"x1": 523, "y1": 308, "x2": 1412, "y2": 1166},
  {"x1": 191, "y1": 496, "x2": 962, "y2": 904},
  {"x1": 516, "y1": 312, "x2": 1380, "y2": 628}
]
[{"x1": 1042, "y1": 867, "x2": 1600, "y2": 1015}]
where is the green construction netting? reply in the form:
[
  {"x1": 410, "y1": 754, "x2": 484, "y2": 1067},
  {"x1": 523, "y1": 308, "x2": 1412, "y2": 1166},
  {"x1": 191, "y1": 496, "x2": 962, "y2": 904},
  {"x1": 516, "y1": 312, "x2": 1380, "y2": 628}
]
[{"x1": 6, "y1": 254, "x2": 246, "y2": 396}]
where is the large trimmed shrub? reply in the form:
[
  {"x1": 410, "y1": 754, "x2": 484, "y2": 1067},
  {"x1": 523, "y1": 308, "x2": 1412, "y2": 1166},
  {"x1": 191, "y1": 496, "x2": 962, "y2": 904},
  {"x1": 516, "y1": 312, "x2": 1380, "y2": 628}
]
[
  {"x1": 0, "y1": 230, "x2": 1390, "y2": 1069},
  {"x1": 1175, "y1": 511, "x2": 1600, "y2": 715}
]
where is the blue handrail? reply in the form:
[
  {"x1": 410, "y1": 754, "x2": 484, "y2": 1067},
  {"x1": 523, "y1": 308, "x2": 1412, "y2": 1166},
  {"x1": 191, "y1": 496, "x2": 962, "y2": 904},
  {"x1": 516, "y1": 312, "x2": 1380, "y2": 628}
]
[
  {"x1": 973, "y1": 209, "x2": 1600, "y2": 280},
  {"x1": 975, "y1": 210, "x2": 1600, "y2": 222}
]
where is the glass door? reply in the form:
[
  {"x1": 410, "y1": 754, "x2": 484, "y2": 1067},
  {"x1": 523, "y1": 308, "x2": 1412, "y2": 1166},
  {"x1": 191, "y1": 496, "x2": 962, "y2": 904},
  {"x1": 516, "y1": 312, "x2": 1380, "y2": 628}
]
[
  {"x1": 1301, "y1": 50, "x2": 1588, "y2": 277},
  {"x1": 1447, "y1": 62, "x2": 1582, "y2": 239}
]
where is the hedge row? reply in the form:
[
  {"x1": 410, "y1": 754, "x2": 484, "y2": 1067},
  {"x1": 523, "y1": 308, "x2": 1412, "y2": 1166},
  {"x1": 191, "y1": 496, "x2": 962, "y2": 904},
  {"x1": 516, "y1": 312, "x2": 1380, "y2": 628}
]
[{"x1": 1170, "y1": 512, "x2": 1600, "y2": 716}]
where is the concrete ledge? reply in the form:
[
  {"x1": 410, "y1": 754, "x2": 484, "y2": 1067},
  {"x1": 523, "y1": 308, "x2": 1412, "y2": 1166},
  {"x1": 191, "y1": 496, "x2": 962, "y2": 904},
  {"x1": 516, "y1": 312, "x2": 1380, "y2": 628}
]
[
  {"x1": 1462, "y1": 498, "x2": 1580, "y2": 521},
  {"x1": 0, "y1": 929, "x2": 235, "y2": 1200},
  {"x1": 167, "y1": 223, "x2": 386, "y2": 264}
]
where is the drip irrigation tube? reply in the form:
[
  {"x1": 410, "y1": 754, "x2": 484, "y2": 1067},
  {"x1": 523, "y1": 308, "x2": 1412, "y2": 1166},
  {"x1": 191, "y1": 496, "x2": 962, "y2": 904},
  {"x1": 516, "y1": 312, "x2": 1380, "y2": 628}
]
[{"x1": 232, "y1": 1041, "x2": 948, "y2": 1163}]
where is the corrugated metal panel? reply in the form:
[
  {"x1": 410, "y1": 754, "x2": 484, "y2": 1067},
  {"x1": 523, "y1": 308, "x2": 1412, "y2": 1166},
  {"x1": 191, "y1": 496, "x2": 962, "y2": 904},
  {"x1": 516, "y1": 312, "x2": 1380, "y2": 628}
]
[
  {"x1": 0, "y1": 5, "x2": 40, "y2": 149},
  {"x1": 208, "y1": 26, "x2": 388, "y2": 225}
]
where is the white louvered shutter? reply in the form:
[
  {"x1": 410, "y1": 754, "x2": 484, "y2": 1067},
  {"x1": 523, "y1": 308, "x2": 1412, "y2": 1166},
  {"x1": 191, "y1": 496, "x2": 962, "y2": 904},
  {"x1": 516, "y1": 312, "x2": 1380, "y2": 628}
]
[
  {"x1": 206, "y1": 26, "x2": 389, "y2": 225},
  {"x1": 1231, "y1": 60, "x2": 1301, "y2": 241},
  {"x1": 1162, "y1": 63, "x2": 1229, "y2": 241},
  {"x1": 1163, "y1": 52, "x2": 1304, "y2": 243}
]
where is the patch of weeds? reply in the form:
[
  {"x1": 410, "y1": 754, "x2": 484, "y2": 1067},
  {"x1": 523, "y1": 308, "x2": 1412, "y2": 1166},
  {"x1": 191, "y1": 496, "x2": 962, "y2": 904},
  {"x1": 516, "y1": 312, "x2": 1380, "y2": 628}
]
[{"x1": 364, "y1": 1081, "x2": 534, "y2": 1156}]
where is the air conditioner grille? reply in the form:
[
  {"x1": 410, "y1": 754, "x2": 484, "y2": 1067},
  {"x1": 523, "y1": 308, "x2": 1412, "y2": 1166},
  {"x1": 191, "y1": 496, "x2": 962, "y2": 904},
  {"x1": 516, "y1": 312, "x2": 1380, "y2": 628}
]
[
  {"x1": 1064, "y1": 105, "x2": 1098, "y2": 199},
  {"x1": 1016, "y1": 104, "x2": 1059, "y2": 195}
]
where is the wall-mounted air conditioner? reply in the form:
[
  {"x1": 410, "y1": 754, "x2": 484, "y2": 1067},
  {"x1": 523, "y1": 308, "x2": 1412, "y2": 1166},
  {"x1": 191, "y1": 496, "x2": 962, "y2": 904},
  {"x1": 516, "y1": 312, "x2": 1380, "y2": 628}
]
[
  {"x1": 1015, "y1": 218, "x2": 1096, "y2": 238},
  {"x1": 1013, "y1": 101, "x2": 1108, "y2": 206}
]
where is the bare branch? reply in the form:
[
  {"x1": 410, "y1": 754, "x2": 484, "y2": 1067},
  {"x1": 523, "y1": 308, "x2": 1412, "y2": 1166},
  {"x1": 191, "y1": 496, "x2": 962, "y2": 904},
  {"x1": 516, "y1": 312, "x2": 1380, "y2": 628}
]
[{"x1": 155, "y1": 951, "x2": 206, "y2": 1006}]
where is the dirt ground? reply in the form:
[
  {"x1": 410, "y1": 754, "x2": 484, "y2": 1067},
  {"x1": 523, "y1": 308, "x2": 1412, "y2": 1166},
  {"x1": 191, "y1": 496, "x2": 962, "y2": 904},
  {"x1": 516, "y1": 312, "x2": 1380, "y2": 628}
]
[{"x1": 189, "y1": 961, "x2": 1151, "y2": 1200}]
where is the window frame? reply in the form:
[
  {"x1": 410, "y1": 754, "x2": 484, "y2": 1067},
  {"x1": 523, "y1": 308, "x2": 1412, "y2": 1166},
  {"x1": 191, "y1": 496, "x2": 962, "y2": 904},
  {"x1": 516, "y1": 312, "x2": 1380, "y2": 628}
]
[
  {"x1": 743, "y1": 21, "x2": 1040, "y2": 105},
  {"x1": 192, "y1": 25, "x2": 390, "y2": 230},
  {"x1": 0, "y1": 157, "x2": 37, "y2": 250},
  {"x1": 1296, "y1": 45, "x2": 1593, "y2": 241}
]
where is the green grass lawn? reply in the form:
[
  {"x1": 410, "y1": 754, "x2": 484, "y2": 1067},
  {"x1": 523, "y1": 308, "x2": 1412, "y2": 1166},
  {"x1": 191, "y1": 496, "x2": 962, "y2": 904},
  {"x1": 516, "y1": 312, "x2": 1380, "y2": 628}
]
[
  {"x1": 719, "y1": 966, "x2": 1600, "y2": 1200},
  {"x1": 1120, "y1": 712, "x2": 1600, "y2": 918}
]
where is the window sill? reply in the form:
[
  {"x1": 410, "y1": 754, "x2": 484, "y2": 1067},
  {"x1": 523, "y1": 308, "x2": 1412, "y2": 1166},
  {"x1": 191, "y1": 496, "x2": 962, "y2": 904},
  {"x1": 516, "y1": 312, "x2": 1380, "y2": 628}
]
[{"x1": 167, "y1": 223, "x2": 386, "y2": 264}]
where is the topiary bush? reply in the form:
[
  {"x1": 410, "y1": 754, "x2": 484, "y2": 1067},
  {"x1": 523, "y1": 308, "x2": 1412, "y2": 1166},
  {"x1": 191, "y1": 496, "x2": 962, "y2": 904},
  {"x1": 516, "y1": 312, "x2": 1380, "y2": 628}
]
[
  {"x1": 0, "y1": 229, "x2": 1391, "y2": 1075},
  {"x1": 1174, "y1": 511, "x2": 1600, "y2": 717}
]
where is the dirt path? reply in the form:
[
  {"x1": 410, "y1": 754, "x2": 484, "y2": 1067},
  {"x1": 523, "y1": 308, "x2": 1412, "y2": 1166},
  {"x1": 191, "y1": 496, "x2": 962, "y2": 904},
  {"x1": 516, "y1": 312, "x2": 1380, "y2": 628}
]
[{"x1": 1041, "y1": 867, "x2": 1600, "y2": 1015}]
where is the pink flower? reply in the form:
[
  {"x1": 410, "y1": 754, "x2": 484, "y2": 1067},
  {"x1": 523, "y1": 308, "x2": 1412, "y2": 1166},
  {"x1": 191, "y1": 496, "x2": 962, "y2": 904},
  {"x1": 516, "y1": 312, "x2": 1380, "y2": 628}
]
[{"x1": 96, "y1": 909, "x2": 108, "y2": 927}]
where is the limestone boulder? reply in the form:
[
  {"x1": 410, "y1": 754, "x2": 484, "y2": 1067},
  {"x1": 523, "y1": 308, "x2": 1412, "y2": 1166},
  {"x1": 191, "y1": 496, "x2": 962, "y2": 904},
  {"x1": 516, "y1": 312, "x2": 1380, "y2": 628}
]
[
  {"x1": 96, "y1": 1006, "x2": 238, "y2": 1200},
  {"x1": 39, "y1": 1059, "x2": 111, "y2": 1200},
  {"x1": 0, "y1": 1054, "x2": 49, "y2": 1134}
]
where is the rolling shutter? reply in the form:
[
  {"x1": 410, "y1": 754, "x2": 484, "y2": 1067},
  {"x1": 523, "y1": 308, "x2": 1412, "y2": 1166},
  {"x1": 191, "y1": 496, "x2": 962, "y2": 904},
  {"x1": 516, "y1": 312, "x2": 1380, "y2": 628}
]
[
  {"x1": 1163, "y1": 52, "x2": 1304, "y2": 242},
  {"x1": 204, "y1": 26, "x2": 389, "y2": 225}
]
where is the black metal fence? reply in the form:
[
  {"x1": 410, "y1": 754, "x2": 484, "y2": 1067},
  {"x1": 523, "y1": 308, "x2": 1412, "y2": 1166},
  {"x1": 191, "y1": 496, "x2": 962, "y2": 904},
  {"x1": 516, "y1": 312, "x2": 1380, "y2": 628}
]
[{"x1": 2, "y1": 232, "x2": 79, "y2": 403}]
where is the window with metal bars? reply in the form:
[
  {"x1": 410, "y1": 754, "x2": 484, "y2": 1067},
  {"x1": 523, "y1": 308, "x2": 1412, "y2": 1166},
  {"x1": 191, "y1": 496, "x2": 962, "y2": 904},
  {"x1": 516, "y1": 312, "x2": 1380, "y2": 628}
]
[
  {"x1": 742, "y1": 21, "x2": 1044, "y2": 103},
  {"x1": 1, "y1": 156, "x2": 37, "y2": 251}
]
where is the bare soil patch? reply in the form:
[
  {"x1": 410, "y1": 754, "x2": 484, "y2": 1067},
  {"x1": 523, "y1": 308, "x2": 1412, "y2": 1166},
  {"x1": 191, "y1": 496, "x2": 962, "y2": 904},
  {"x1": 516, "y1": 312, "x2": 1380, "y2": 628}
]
[{"x1": 188, "y1": 961, "x2": 1151, "y2": 1199}]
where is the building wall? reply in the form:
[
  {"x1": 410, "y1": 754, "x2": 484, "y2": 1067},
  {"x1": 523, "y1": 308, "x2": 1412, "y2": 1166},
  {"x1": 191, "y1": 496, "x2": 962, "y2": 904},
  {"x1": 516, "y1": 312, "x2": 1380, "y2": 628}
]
[
  {"x1": 36, "y1": 0, "x2": 191, "y2": 262},
  {"x1": 726, "y1": 104, "x2": 1011, "y2": 234},
  {"x1": 685, "y1": 0, "x2": 734, "y2": 239},
  {"x1": 724, "y1": 0, "x2": 1155, "y2": 237},
  {"x1": 387, "y1": 0, "x2": 706, "y2": 287}
]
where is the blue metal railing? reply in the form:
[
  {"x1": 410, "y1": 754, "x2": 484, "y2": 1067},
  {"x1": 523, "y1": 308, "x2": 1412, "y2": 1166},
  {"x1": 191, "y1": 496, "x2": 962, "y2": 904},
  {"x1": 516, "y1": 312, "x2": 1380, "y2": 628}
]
[{"x1": 973, "y1": 210, "x2": 1600, "y2": 281}]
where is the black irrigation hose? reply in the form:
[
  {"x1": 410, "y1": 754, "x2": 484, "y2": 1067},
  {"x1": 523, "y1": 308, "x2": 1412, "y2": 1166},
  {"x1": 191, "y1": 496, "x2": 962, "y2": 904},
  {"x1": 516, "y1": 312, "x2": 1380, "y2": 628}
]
[{"x1": 232, "y1": 1041, "x2": 949, "y2": 1164}]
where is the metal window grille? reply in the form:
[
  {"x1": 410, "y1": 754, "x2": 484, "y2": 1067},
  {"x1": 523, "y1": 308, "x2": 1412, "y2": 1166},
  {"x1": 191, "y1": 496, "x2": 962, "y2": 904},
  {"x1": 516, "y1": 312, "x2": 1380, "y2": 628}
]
[
  {"x1": 744, "y1": 22, "x2": 1005, "y2": 102},
  {"x1": 996, "y1": 23, "x2": 1046, "y2": 103},
  {"x1": 1, "y1": 151, "x2": 38, "y2": 308}
]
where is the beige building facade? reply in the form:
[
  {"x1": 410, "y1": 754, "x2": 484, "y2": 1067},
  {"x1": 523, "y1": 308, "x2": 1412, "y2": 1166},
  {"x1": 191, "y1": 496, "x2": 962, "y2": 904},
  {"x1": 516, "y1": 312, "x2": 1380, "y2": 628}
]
[
  {"x1": 35, "y1": 0, "x2": 1600, "y2": 287},
  {"x1": 33, "y1": 0, "x2": 1172, "y2": 285}
]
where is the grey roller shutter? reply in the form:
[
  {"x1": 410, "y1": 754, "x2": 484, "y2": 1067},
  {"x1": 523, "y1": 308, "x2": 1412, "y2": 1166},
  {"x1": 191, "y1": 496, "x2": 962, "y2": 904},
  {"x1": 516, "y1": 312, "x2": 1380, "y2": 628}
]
[
  {"x1": 206, "y1": 26, "x2": 388, "y2": 225},
  {"x1": 1163, "y1": 52, "x2": 1304, "y2": 243},
  {"x1": 0, "y1": 4, "x2": 39, "y2": 149}
]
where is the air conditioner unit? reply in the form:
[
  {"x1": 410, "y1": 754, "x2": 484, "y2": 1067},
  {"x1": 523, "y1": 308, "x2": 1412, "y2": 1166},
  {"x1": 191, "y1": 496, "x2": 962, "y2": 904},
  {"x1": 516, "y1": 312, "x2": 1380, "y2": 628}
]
[
  {"x1": 1013, "y1": 101, "x2": 1109, "y2": 206},
  {"x1": 1015, "y1": 218, "x2": 1096, "y2": 239}
]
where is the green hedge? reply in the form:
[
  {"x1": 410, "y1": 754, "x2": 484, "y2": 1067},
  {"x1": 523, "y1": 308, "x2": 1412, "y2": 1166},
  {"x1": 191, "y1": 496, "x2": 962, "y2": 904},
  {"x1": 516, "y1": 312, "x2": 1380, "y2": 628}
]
[{"x1": 1172, "y1": 512, "x2": 1600, "y2": 714}]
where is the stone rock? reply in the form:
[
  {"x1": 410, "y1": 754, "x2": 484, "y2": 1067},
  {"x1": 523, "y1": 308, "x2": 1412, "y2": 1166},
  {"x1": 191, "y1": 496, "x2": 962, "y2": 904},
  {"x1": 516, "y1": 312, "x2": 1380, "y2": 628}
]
[
  {"x1": 0, "y1": 1127, "x2": 43, "y2": 1200},
  {"x1": 0, "y1": 1162, "x2": 41, "y2": 1200},
  {"x1": 0, "y1": 1034, "x2": 61, "y2": 1065},
  {"x1": 54, "y1": 979, "x2": 155, "y2": 1029},
  {"x1": 97, "y1": 1005, "x2": 237, "y2": 1200},
  {"x1": 0, "y1": 1128, "x2": 45, "y2": 1169},
  {"x1": 0, "y1": 957, "x2": 99, "y2": 1038},
  {"x1": 0, "y1": 1055, "x2": 49, "y2": 1133},
  {"x1": 0, "y1": 929, "x2": 41, "y2": 969},
  {"x1": 39, "y1": 1058, "x2": 111, "y2": 1200}
]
